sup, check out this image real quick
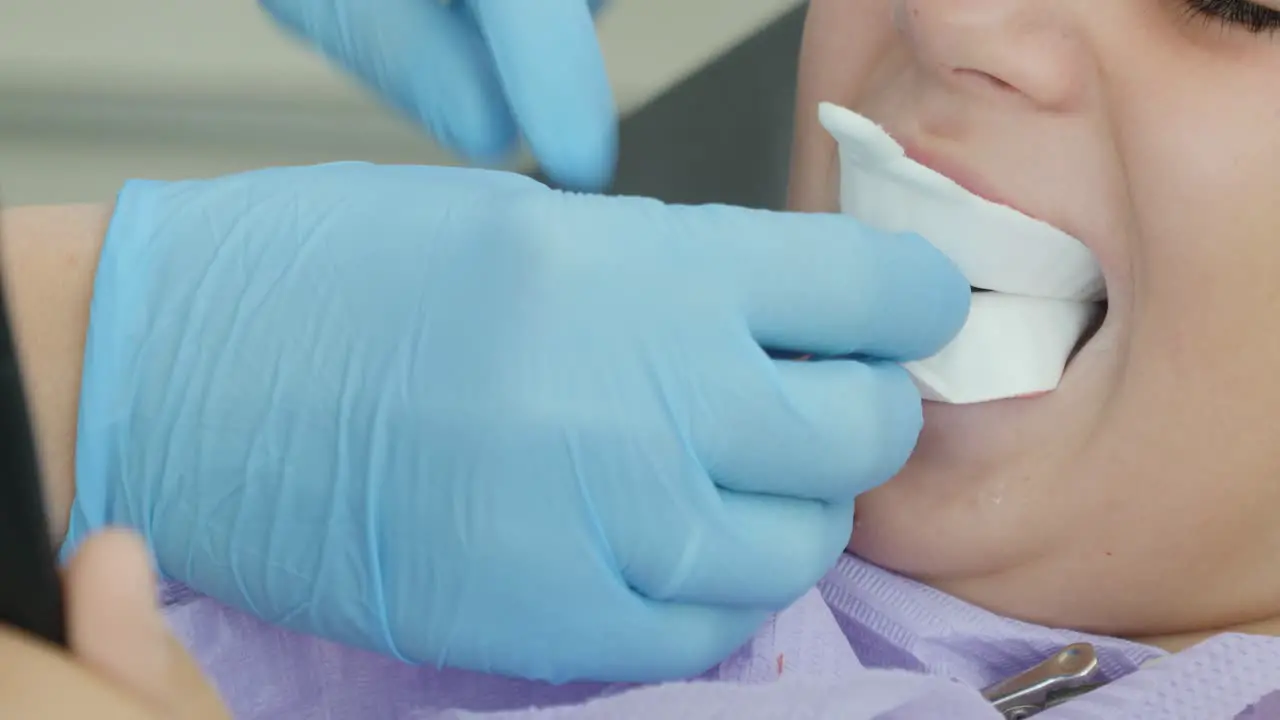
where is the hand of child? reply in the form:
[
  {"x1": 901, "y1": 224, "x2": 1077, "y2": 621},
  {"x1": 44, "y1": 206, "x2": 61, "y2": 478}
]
[{"x1": 0, "y1": 530, "x2": 228, "y2": 719}]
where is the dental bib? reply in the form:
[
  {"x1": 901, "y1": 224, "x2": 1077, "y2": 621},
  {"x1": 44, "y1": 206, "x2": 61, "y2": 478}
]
[{"x1": 818, "y1": 103, "x2": 1105, "y2": 404}]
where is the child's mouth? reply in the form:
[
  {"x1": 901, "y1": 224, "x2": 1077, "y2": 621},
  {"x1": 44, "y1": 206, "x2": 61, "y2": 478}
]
[
  {"x1": 1067, "y1": 300, "x2": 1108, "y2": 367},
  {"x1": 818, "y1": 102, "x2": 1107, "y2": 405}
]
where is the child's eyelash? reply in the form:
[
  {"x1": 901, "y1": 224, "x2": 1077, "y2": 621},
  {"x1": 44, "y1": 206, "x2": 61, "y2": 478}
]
[{"x1": 1183, "y1": 0, "x2": 1280, "y2": 33}]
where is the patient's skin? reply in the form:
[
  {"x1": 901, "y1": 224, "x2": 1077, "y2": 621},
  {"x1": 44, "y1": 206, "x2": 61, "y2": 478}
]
[
  {"x1": 788, "y1": 0, "x2": 1280, "y2": 648},
  {"x1": 0, "y1": 204, "x2": 105, "y2": 543},
  {"x1": 0, "y1": 531, "x2": 229, "y2": 718}
]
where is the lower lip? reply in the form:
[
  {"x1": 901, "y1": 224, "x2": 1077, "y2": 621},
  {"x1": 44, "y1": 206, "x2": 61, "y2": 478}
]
[{"x1": 924, "y1": 391, "x2": 1046, "y2": 413}]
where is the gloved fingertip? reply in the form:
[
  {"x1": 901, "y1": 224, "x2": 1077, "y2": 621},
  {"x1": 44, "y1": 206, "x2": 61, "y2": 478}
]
[
  {"x1": 905, "y1": 233, "x2": 972, "y2": 356},
  {"x1": 442, "y1": 124, "x2": 523, "y2": 167},
  {"x1": 413, "y1": 94, "x2": 521, "y2": 167},
  {"x1": 535, "y1": 120, "x2": 618, "y2": 192}
]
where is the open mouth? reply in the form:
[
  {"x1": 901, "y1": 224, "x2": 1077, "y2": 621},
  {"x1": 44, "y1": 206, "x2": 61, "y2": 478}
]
[
  {"x1": 1067, "y1": 299, "x2": 1107, "y2": 366},
  {"x1": 818, "y1": 102, "x2": 1107, "y2": 405}
]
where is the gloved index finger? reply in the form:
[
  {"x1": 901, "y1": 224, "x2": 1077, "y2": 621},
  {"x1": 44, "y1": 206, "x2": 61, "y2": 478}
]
[
  {"x1": 468, "y1": 0, "x2": 618, "y2": 191},
  {"x1": 672, "y1": 204, "x2": 971, "y2": 361}
]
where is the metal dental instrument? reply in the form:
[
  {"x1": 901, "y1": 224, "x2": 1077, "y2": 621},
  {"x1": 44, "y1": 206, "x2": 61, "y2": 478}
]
[
  {"x1": 981, "y1": 643, "x2": 1103, "y2": 718},
  {"x1": 0, "y1": 199, "x2": 68, "y2": 648}
]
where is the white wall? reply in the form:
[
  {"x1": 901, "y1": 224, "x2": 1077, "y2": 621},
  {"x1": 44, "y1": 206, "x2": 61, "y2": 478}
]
[{"x1": 0, "y1": 0, "x2": 804, "y2": 204}]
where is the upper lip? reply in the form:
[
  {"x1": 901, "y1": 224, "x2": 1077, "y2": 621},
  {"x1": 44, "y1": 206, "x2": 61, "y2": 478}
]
[
  {"x1": 891, "y1": 134, "x2": 1080, "y2": 247},
  {"x1": 898, "y1": 140, "x2": 1021, "y2": 214},
  {"x1": 817, "y1": 101, "x2": 1104, "y2": 300},
  {"x1": 891, "y1": 135, "x2": 1109, "y2": 309}
]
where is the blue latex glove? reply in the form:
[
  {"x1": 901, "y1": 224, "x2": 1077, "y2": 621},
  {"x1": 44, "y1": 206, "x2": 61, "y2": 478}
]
[
  {"x1": 66, "y1": 164, "x2": 968, "y2": 683},
  {"x1": 260, "y1": 0, "x2": 616, "y2": 190}
]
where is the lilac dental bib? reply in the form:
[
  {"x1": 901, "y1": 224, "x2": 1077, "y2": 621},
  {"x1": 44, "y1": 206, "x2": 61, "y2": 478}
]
[
  {"x1": 818, "y1": 102, "x2": 1107, "y2": 405},
  {"x1": 164, "y1": 553, "x2": 1280, "y2": 719}
]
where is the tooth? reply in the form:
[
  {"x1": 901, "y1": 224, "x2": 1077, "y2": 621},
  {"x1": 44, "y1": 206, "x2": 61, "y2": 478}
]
[{"x1": 818, "y1": 102, "x2": 1106, "y2": 404}]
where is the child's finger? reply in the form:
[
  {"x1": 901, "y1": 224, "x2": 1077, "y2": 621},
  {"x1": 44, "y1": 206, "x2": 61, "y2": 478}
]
[{"x1": 64, "y1": 529, "x2": 171, "y2": 708}]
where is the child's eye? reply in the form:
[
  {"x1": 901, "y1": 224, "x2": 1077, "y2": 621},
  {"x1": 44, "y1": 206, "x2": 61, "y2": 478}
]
[{"x1": 1183, "y1": 0, "x2": 1280, "y2": 33}]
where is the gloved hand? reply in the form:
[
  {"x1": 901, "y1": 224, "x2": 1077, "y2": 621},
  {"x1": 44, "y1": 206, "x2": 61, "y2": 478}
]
[
  {"x1": 66, "y1": 163, "x2": 968, "y2": 683},
  {"x1": 260, "y1": 0, "x2": 616, "y2": 191}
]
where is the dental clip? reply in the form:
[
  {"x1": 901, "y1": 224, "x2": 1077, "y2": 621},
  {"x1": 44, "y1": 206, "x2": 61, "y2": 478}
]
[{"x1": 981, "y1": 643, "x2": 1103, "y2": 718}]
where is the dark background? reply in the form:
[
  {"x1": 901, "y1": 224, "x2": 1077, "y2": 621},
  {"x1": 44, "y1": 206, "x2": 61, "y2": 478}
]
[{"x1": 535, "y1": 5, "x2": 808, "y2": 210}]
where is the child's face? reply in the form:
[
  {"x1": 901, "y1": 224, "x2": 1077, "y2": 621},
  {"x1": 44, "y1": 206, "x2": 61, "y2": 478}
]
[{"x1": 789, "y1": 0, "x2": 1280, "y2": 640}]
